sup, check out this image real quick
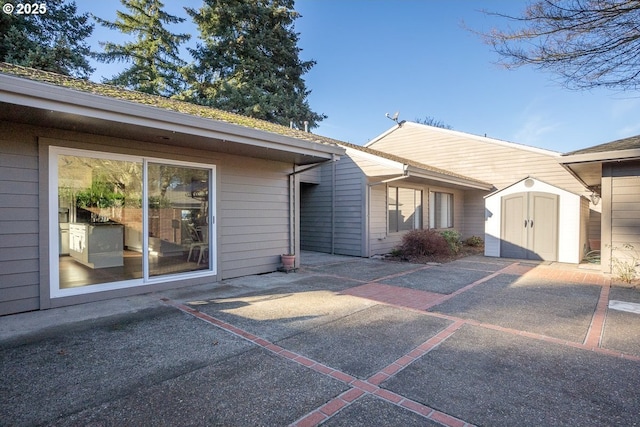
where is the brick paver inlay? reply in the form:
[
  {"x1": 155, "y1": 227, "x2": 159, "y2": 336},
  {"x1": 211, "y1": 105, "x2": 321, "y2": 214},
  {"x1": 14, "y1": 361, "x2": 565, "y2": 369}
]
[{"x1": 162, "y1": 260, "x2": 638, "y2": 427}]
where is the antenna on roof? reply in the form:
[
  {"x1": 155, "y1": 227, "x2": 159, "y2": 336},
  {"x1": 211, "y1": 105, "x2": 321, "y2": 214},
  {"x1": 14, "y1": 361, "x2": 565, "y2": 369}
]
[{"x1": 385, "y1": 111, "x2": 400, "y2": 123}]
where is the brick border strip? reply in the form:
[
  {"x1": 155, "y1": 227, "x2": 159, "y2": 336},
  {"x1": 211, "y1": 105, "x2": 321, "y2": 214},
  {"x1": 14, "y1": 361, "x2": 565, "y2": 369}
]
[
  {"x1": 161, "y1": 298, "x2": 474, "y2": 427},
  {"x1": 583, "y1": 283, "x2": 611, "y2": 348},
  {"x1": 424, "y1": 310, "x2": 640, "y2": 363}
]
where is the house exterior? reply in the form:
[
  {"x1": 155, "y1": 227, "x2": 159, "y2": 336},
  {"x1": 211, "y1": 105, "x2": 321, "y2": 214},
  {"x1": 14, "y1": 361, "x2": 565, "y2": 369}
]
[
  {"x1": 560, "y1": 136, "x2": 640, "y2": 275},
  {"x1": 299, "y1": 141, "x2": 492, "y2": 257},
  {"x1": 0, "y1": 63, "x2": 344, "y2": 316},
  {"x1": 366, "y1": 121, "x2": 594, "y2": 262}
]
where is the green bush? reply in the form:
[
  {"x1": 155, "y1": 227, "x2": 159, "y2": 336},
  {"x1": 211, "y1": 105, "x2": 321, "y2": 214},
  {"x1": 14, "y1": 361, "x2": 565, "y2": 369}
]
[
  {"x1": 390, "y1": 248, "x2": 403, "y2": 257},
  {"x1": 400, "y1": 229, "x2": 451, "y2": 258},
  {"x1": 439, "y1": 229, "x2": 462, "y2": 254},
  {"x1": 464, "y1": 235, "x2": 484, "y2": 247}
]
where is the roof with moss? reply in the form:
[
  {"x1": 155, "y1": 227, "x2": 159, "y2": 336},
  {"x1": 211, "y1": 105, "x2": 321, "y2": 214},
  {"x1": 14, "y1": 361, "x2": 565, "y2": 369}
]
[
  {"x1": 0, "y1": 62, "x2": 490, "y2": 188},
  {"x1": 0, "y1": 62, "x2": 344, "y2": 147}
]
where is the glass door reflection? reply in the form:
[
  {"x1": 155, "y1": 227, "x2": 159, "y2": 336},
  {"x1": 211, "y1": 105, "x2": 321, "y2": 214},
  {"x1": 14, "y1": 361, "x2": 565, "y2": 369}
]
[{"x1": 147, "y1": 163, "x2": 210, "y2": 277}]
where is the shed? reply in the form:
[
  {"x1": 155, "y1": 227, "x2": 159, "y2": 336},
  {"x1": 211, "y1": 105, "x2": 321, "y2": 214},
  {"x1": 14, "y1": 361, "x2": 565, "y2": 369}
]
[{"x1": 484, "y1": 177, "x2": 589, "y2": 263}]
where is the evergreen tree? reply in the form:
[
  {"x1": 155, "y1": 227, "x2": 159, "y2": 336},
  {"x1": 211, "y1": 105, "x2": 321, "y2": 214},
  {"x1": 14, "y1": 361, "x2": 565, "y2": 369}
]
[
  {"x1": 182, "y1": 0, "x2": 325, "y2": 129},
  {"x1": 95, "y1": 0, "x2": 190, "y2": 96},
  {"x1": 0, "y1": 0, "x2": 94, "y2": 78}
]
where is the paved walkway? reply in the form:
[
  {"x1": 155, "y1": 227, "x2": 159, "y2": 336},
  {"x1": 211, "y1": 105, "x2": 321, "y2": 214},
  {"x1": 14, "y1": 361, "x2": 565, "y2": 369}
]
[{"x1": 1, "y1": 253, "x2": 639, "y2": 426}]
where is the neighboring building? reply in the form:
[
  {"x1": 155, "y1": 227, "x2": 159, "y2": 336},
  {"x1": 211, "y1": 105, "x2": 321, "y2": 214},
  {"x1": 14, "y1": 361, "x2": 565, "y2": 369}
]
[
  {"x1": 366, "y1": 121, "x2": 594, "y2": 262},
  {"x1": 560, "y1": 136, "x2": 640, "y2": 275},
  {"x1": 0, "y1": 63, "x2": 344, "y2": 316},
  {"x1": 299, "y1": 142, "x2": 492, "y2": 257}
]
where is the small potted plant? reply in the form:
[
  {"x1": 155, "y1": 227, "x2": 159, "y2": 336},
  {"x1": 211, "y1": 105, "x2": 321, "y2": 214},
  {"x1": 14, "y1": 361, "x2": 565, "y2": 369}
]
[{"x1": 281, "y1": 253, "x2": 295, "y2": 270}]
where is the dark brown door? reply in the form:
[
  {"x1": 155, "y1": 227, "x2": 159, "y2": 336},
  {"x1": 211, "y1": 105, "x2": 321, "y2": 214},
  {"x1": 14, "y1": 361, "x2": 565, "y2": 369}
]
[{"x1": 501, "y1": 192, "x2": 558, "y2": 261}]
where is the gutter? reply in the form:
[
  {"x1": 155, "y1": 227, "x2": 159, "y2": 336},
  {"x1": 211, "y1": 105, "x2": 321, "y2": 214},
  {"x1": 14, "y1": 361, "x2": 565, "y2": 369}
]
[
  {"x1": 0, "y1": 74, "x2": 344, "y2": 160},
  {"x1": 559, "y1": 148, "x2": 640, "y2": 165},
  {"x1": 368, "y1": 165, "x2": 410, "y2": 186}
]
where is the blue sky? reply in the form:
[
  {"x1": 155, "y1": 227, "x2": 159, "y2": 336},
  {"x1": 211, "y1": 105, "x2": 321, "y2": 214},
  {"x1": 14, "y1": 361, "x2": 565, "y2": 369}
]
[{"x1": 77, "y1": 0, "x2": 640, "y2": 153}]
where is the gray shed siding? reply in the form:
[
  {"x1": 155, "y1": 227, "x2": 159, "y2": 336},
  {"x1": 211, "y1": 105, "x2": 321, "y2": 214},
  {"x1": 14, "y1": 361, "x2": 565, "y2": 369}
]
[
  {"x1": 0, "y1": 129, "x2": 40, "y2": 315},
  {"x1": 0, "y1": 121, "x2": 296, "y2": 315},
  {"x1": 602, "y1": 161, "x2": 640, "y2": 274}
]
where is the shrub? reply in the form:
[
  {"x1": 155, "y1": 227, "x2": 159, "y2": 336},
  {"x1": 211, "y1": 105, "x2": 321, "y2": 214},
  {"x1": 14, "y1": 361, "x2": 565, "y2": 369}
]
[
  {"x1": 464, "y1": 235, "x2": 484, "y2": 247},
  {"x1": 440, "y1": 229, "x2": 462, "y2": 254},
  {"x1": 390, "y1": 248, "x2": 403, "y2": 257},
  {"x1": 400, "y1": 229, "x2": 451, "y2": 258},
  {"x1": 610, "y1": 243, "x2": 640, "y2": 283}
]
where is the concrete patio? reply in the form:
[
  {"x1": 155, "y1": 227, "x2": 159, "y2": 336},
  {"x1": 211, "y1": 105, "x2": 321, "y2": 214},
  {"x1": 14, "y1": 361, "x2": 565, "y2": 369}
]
[{"x1": 1, "y1": 252, "x2": 639, "y2": 426}]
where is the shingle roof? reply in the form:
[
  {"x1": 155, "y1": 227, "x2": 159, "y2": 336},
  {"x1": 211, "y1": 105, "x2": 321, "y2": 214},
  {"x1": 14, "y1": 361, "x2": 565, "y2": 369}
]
[
  {"x1": 0, "y1": 62, "x2": 343, "y2": 148},
  {"x1": 564, "y1": 135, "x2": 640, "y2": 156}
]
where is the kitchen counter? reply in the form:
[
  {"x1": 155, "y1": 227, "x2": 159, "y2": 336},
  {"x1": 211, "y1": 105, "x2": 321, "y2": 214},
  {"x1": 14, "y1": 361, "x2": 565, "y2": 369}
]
[{"x1": 69, "y1": 223, "x2": 124, "y2": 269}]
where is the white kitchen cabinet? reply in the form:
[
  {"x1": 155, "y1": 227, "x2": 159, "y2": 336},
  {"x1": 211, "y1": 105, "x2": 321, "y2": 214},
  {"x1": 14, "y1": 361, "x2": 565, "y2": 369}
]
[{"x1": 69, "y1": 223, "x2": 124, "y2": 268}]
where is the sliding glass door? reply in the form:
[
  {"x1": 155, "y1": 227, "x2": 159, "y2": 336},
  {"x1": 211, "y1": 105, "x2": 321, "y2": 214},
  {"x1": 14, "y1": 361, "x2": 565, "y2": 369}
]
[
  {"x1": 51, "y1": 147, "x2": 215, "y2": 297},
  {"x1": 147, "y1": 163, "x2": 211, "y2": 276}
]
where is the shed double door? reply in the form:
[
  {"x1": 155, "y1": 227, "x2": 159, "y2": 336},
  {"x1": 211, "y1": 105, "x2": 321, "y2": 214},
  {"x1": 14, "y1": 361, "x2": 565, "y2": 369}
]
[{"x1": 501, "y1": 192, "x2": 558, "y2": 261}]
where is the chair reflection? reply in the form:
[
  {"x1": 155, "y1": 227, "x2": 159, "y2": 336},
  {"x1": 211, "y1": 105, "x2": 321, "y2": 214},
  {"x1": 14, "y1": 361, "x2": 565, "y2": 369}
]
[{"x1": 187, "y1": 225, "x2": 208, "y2": 265}]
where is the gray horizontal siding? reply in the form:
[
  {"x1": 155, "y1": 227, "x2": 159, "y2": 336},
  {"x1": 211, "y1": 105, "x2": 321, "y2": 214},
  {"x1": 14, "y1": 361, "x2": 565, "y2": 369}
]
[
  {"x1": 611, "y1": 171, "x2": 640, "y2": 250},
  {"x1": 609, "y1": 162, "x2": 640, "y2": 268},
  {"x1": 300, "y1": 155, "x2": 365, "y2": 257},
  {"x1": 0, "y1": 133, "x2": 39, "y2": 315},
  {"x1": 220, "y1": 156, "x2": 290, "y2": 279},
  {"x1": 333, "y1": 157, "x2": 364, "y2": 256},
  {"x1": 463, "y1": 191, "x2": 488, "y2": 239},
  {"x1": 0, "y1": 120, "x2": 316, "y2": 315},
  {"x1": 300, "y1": 162, "x2": 334, "y2": 254}
]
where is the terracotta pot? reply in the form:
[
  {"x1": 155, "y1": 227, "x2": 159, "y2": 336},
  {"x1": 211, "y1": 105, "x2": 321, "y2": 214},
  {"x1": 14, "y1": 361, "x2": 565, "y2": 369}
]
[
  {"x1": 588, "y1": 239, "x2": 601, "y2": 251},
  {"x1": 281, "y1": 254, "x2": 295, "y2": 269}
]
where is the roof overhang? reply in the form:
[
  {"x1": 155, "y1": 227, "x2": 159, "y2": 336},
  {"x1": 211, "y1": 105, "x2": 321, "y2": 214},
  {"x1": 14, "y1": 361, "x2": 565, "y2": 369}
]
[
  {"x1": 344, "y1": 147, "x2": 492, "y2": 191},
  {"x1": 559, "y1": 148, "x2": 640, "y2": 193},
  {"x1": 404, "y1": 165, "x2": 493, "y2": 191},
  {"x1": 0, "y1": 74, "x2": 344, "y2": 165}
]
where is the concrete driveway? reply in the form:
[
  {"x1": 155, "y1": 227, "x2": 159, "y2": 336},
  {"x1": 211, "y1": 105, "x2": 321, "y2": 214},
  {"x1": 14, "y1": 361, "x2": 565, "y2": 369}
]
[{"x1": 2, "y1": 252, "x2": 639, "y2": 426}]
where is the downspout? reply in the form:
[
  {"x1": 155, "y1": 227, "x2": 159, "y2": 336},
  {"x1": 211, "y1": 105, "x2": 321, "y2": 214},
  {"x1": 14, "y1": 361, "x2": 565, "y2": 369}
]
[
  {"x1": 289, "y1": 170, "x2": 295, "y2": 258},
  {"x1": 332, "y1": 158, "x2": 336, "y2": 254}
]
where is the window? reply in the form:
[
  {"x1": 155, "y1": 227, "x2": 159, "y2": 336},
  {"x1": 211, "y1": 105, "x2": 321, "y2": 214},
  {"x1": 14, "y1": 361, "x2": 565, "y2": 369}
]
[
  {"x1": 388, "y1": 187, "x2": 422, "y2": 232},
  {"x1": 50, "y1": 147, "x2": 216, "y2": 298},
  {"x1": 429, "y1": 191, "x2": 453, "y2": 228}
]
